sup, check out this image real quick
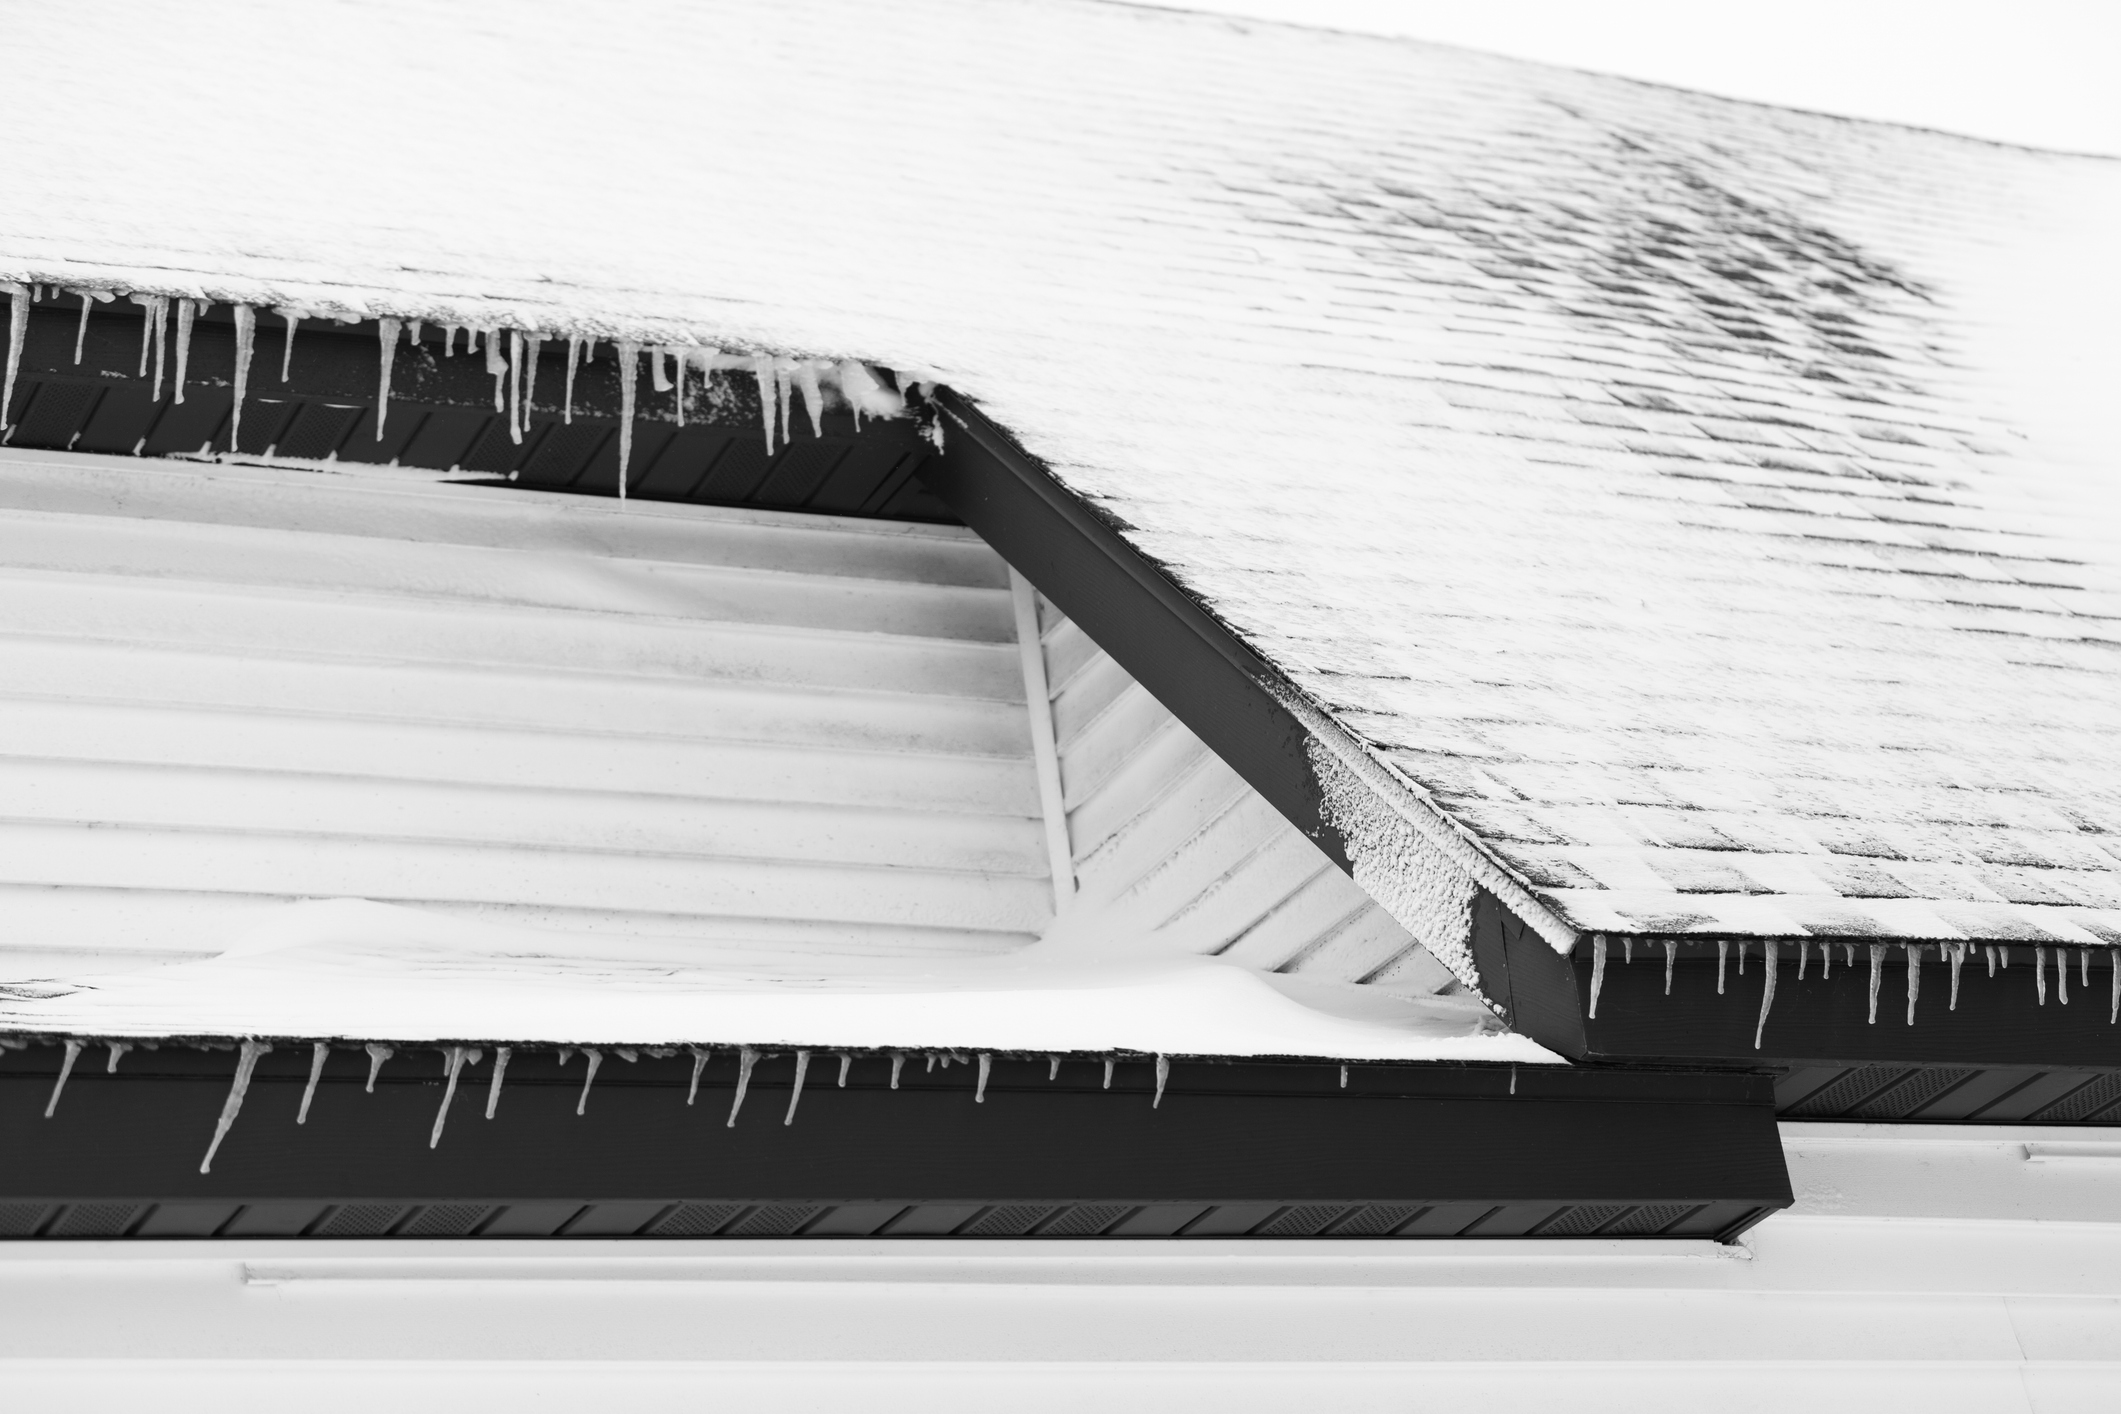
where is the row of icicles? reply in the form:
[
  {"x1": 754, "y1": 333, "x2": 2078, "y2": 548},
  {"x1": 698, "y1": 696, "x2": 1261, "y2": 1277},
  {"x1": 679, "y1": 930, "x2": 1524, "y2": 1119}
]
[
  {"x1": 2, "y1": 284, "x2": 920, "y2": 490},
  {"x1": 29, "y1": 1041, "x2": 1179, "y2": 1175},
  {"x1": 1586, "y1": 935, "x2": 2121, "y2": 1048}
]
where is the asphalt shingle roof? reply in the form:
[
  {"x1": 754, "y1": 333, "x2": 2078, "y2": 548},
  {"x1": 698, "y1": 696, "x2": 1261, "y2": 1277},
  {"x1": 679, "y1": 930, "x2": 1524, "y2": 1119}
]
[{"x1": 2, "y1": 0, "x2": 2116, "y2": 951}]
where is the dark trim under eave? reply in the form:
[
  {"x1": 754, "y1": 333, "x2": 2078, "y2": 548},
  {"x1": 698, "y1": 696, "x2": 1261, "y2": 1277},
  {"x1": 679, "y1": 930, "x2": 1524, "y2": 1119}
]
[
  {"x1": 0, "y1": 1045, "x2": 1790, "y2": 1242},
  {"x1": 922, "y1": 390, "x2": 1349, "y2": 871}
]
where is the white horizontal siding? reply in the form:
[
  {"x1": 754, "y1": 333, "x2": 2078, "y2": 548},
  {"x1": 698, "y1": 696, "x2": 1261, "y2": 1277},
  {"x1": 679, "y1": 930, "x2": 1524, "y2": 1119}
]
[
  {"x1": 0, "y1": 453, "x2": 1054, "y2": 972},
  {"x1": 1035, "y1": 594, "x2": 1452, "y2": 994}
]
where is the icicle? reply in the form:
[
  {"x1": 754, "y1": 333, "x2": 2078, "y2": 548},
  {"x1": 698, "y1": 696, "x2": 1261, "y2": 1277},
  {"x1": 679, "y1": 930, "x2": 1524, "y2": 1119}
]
[
  {"x1": 173, "y1": 298, "x2": 197, "y2": 403},
  {"x1": 430, "y1": 1045, "x2": 467, "y2": 1148},
  {"x1": 1509, "y1": 1066, "x2": 1517, "y2": 1094},
  {"x1": 687, "y1": 1047, "x2": 708, "y2": 1105},
  {"x1": 374, "y1": 317, "x2": 400, "y2": 438},
  {"x1": 1623, "y1": 936, "x2": 1633, "y2": 965},
  {"x1": 106, "y1": 1040, "x2": 131, "y2": 1073},
  {"x1": 44, "y1": 1039, "x2": 83, "y2": 1117},
  {"x1": 671, "y1": 348, "x2": 687, "y2": 427},
  {"x1": 522, "y1": 334, "x2": 543, "y2": 426},
  {"x1": 753, "y1": 357, "x2": 777, "y2": 454},
  {"x1": 2, "y1": 285, "x2": 28, "y2": 430},
  {"x1": 73, "y1": 291, "x2": 92, "y2": 364},
  {"x1": 199, "y1": 1039, "x2": 270, "y2": 1174},
  {"x1": 1102, "y1": 1058, "x2": 1115, "y2": 1089},
  {"x1": 794, "y1": 361, "x2": 826, "y2": 438},
  {"x1": 364, "y1": 1042, "x2": 392, "y2": 1092},
  {"x1": 558, "y1": 1047, "x2": 574, "y2": 1067},
  {"x1": 1999, "y1": 945, "x2": 2010, "y2": 971},
  {"x1": 575, "y1": 1047, "x2": 602, "y2": 1115},
  {"x1": 1738, "y1": 943, "x2": 1746, "y2": 977},
  {"x1": 1949, "y1": 943, "x2": 1964, "y2": 1011},
  {"x1": 785, "y1": 1050, "x2": 811, "y2": 1124},
  {"x1": 1664, "y1": 938, "x2": 1677, "y2": 995},
  {"x1": 486, "y1": 1046, "x2": 511, "y2": 1119},
  {"x1": 1905, "y1": 943, "x2": 1922, "y2": 1024},
  {"x1": 776, "y1": 362, "x2": 793, "y2": 447},
  {"x1": 133, "y1": 294, "x2": 153, "y2": 375},
  {"x1": 563, "y1": 336, "x2": 580, "y2": 422},
  {"x1": 1844, "y1": 943, "x2": 1856, "y2": 970},
  {"x1": 1754, "y1": 939, "x2": 1779, "y2": 1049},
  {"x1": 890, "y1": 1052, "x2": 904, "y2": 1089},
  {"x1": 649, "y1": 347, "x2": 672, "y2": 393},
  {"x1": 1822, "y1": 940, "x2": 1833, "y2": 980},
  {"x1": 2058, "y1": 947, "x2": 2069, "y2": 1006},
  {"x1": 150, "y1": 296, "x2": 168, "y2": 399},
  {"x1": 297, "y1": 1041, "x2": 327, "y2": 1124},
  {"x1": 2111, "y1": 952, "x2": 2119, "y2": 1024},
  {"x1": 277, "y1": 308, "x2": 300, "y2": 380},
  {"x1": 726, "y1": 1047, "x2": 758, "y2": 1125},
  {"x1": 2037, "y1": 945, "x2": 2048, "y2": 1005},
  {"x1": 1716, "y1": 940, "x2": 1728, "y2": 995},
  {"x1": 1154, "y1": 1055, "x2": 1170, "y2": 1108},
  {"x1": 505, "y1": 329, "x2": 522, "y2": 443},
  {"x1": 1867, "y1": 944, "x2": 1885, "y2": 1023},
  {"x1": 1987, "y1": 944, "x2": 1998, "y2": 977},
  {"x1": 442, "y1": 325, "x2": 456, "y2": 356},
  {"x1": 228, "y1": 304, "x2": 255, "y2": 450},
  {"x1": 975, "y1": 1053, "x2": 991, "y2": 1103},
  {"x1": 837, "y1": 360, "x2": 904, "y2": 425},
  {"x1": 1589, "y1": 934, "x2": 1606, "y2": 1018},
  {"x1": 1047, "y1": 1056, "x2": 1060, "y2": 1080},
  {"x1": 1339, "y1": 1064, "x2": 1348, "y2": 1089},
  {"x1": 467, "y1": 327, "x2": 480, "y2": 354},
  {"x1": 614, "y1": 340, "x2": 638, "y2": 498},
  {"x1": 2082, "y1": 947, "x2": 2091, "y2": 988},
  {"x1": 485, "y1": 329, "x2": 506, "y2": 411},
  {"x1": 408, "y1": 320, "x2": 423, "y2": 345},
  {"x1": 837, "y1": 1053, "x2": 851, "y2": 1087},
  {"x1": 1797, "y1": 939, "x2": 1809, "y2": 981}
]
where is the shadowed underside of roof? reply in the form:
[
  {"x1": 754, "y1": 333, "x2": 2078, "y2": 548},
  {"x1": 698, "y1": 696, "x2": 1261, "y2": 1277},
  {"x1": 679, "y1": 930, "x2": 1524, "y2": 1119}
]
[{"x1": 0, "y1": 0, "x2": 2116, "y2": 957}]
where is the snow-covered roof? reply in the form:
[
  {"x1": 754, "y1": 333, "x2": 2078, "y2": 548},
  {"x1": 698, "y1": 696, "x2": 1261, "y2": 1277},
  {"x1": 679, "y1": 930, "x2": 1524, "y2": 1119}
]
[{"x1": 3, "y1": 0, "x2": 2117, "y2": 952}]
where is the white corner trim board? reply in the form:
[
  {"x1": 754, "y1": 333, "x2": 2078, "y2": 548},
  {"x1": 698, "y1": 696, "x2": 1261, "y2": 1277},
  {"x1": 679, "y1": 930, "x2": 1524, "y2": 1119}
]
[{"x1": 1012, "y1": 567, "x2": 1075, "y2": 912}]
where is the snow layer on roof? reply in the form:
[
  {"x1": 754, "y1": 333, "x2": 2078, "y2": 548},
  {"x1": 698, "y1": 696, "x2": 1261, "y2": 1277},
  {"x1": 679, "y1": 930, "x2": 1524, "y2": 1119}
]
[
  {"x1": 0, "y1": 899, "x2": 1551, "y2": 1063},
  {"x1": 2, "y1": 0, "x2": 2117, "y2": 947}
]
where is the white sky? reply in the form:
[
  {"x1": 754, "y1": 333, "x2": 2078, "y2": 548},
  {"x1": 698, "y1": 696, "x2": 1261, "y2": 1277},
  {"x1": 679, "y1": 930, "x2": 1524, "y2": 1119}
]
[{"x1": 1148, "y1": 0, "x2": 2120, "y2": 156}]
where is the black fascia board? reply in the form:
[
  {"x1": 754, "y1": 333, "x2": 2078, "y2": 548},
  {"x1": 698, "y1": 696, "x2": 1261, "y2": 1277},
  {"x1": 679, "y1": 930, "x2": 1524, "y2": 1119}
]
[
  {"x1": 921, "y1": 388, "x2": 1351, "y2": 871},
  {"x1": 0, "y1": 294, "x2": 951, "y2": 521},
  {"x1": 1475, "y1": 896, "x2": 2121, "y2": 1072},
  {"x1": 0, "y1": 1044, "x2": 1790, "y2": 1242},
  {"x1": 1575, "y1": 937, "x2": 2121, "y2": 1072}
]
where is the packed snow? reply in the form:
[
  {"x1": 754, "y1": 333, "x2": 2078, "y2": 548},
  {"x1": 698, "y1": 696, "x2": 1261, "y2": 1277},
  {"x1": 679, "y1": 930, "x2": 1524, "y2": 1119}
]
[{"x1": 0, "y1": 899, "x2": 1554, "y2": 1064}]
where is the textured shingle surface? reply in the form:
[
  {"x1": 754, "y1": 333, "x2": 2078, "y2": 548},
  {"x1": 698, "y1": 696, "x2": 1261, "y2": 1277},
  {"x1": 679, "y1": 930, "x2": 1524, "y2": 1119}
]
[{"x1": 1, "y1": 0, "x2": 2116, "y2": 948}]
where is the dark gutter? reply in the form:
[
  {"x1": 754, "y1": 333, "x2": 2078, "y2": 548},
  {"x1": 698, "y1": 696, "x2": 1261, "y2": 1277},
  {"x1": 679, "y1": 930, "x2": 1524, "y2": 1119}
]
[{"x1": 0, "y1": 1044, "x2": 1789, "y2": 1241}]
